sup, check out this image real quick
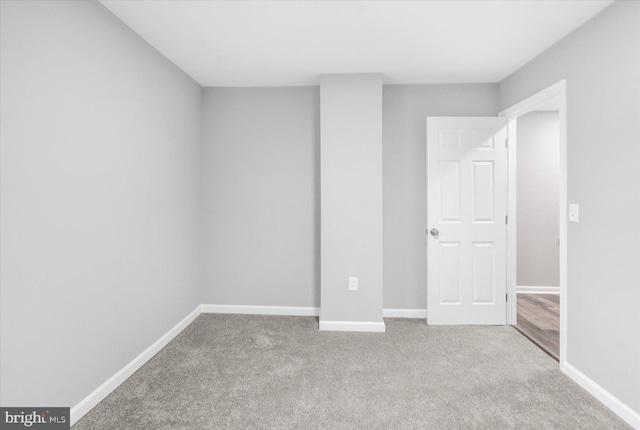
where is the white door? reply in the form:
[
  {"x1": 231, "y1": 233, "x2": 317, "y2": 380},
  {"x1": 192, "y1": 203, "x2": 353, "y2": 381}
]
[{"x1": 427, "y1": 117, "x2": 508, "y2": 325}]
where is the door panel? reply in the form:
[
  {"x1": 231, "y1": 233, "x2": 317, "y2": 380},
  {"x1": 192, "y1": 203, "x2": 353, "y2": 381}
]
[
  {"x1": 427, "y1": 117, "x2": 507, "y2": 325},
  {"x1": 472, "y1": 242, "x2": 495, "y2": 303},
  {"x1": 439, "y1": 242, "x2": 461, "y2": 303},
  {"x1": 472, "y1": 161, "x2": 495, "y2": 222},
  {"x1": 439, "y1": 161, "x2": 461, "y2": 222}
]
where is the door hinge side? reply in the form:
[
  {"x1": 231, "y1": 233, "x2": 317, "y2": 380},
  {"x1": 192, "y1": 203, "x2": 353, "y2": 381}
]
[
  {"x1": 506, "y1": 293, "x2": 508, "y2": 302},
  {"x1": 506, "y1": 215, "x2": 508, "y2": 224}
]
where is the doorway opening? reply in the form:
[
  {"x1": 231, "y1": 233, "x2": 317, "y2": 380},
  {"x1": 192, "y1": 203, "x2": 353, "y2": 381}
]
[
  {"x1": 500, "y1": 80, "x2": 567, "y2": 367},
  {"x1": 512, "y1": 109, "x2": 560, "y2": 360}
]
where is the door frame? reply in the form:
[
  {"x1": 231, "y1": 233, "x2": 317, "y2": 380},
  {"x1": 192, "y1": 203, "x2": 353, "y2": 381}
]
[{"x1": 498, "y1": 80, "x2": 567, "y2": 368}]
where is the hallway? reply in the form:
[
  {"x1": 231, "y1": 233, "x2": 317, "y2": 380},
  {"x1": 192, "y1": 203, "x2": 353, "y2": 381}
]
[{"x1": 515, "y1": 293, "x2": 560, "y2": 360}]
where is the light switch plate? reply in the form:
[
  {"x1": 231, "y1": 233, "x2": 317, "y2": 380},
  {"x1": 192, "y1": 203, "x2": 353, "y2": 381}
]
[
  {"x1": 348, "y1": 277, "x2": 358, "y2": 291},
  {"x1": 569, "y1": 204, "x2": 579, "y2": 223}
]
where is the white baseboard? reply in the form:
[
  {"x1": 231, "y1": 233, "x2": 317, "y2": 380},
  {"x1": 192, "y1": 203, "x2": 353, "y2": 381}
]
[
  {"x1": 200, "y1": 305, "x2": 426, "y2": 319},
  {"x1": 319, "y1": 320, "x2": 386, "y2": 332},
  {"x1": 562, "y1": 362, "x2": 640, "y2": 428},
  {"x1": 200, "y1": 304, "x2": 320, "y2": 316},
  {"x1": 70, "y1": 305, "x2": 201, "y2": 426},
  {"x1": 517, "y1": 285, "x2": 560, "y2": 294},
  {"x1": 383, "y1": 308, "x2": 427, "y2": 319}
]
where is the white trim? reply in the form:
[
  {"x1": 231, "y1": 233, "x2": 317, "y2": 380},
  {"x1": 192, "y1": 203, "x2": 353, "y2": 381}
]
[
  {"x1": 383, "y1": 308, "x2": 428, "y2": 319},
  {"x1": 382, "y1": 309, "x2": 427, "y2": 319},
  {"x1": 516, "y1": 286, "x2": 560, "y2": 294},
  {"x1": 558, "y1": 82, "x2": 568, "y2": 369},
  {"x1": 319, "y1": 320, "x2": 386, "y2": 332},
  {"x1": 70, "y1": 305, "x2": 202, "y2": 426},
  {"x1": 200, "y1": 305, "x2": 426, "y2": 319},
  {"x1": 499, "y1": 80, "x2": 568, "y2": 369},
  {"x1": 563, "y1": 363, "x2": 640, "y2": 429},
  {"x1": 506, "y1": 118, "x2": 518, "y2": 325},
  {"x1": 499, "y1": 81, "x2": 566, "y2": 120},
  {"x1": 200, "y1": 304, "x2": 320, "y2": 316}
]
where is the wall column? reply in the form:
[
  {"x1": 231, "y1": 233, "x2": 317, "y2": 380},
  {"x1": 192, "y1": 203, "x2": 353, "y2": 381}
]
[{"x1": 319, "y1": 73, "x2": 384, "y2": 332}]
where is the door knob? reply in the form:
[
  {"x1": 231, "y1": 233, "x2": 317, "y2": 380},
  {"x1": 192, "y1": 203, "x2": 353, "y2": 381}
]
[{"x1": 430, "y1": 228, "x2": 439, "y2": 237}]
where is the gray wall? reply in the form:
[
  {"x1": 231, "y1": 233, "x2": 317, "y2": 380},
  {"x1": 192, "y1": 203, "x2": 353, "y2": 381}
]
[
  {"x1": 201, "y1": 87, "x2": 320, "y2": 307},
  {"x1": 499, "y1": 0, "x2": 640, "y2": 413},
  {"x1": 0, "y1": 0, "x2": 202, "y2": 407},
  {"x1": 199, "y1": 84, "x2": 498, "y2": 311},
  {"x1": 382, "y1": 84, "x2": 498, "y2": 309},
  {"x1": 516, "y1": 111, "x2": 560, "y2": 287},
  {"x1": 320, "y1": 74, "x2": 384, "y2": 324}
]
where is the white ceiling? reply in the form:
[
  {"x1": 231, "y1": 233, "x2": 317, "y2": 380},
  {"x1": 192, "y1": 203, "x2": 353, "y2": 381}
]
[{"x1": 99, "y1": 0, "x2": 613, "y2": 87}]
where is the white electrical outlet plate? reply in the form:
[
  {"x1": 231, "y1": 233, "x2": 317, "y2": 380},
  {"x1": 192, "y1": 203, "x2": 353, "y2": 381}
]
[
  {"x1": 348, "y1": 277, "x2": 358, "y2": 291},
  {"x1": 569, "y1": 204, "x2": 579, "y2": 223}
]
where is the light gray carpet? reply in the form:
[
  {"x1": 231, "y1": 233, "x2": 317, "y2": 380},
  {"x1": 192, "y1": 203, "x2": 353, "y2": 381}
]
[{"x1": 73, "y1": 315, "x2": 630, "y2": 429}]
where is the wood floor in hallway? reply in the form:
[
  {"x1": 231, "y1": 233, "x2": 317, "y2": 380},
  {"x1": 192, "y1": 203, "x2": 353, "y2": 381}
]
[{"x1": 515, "y1": 293, "x2": 560, "y2": 360}]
